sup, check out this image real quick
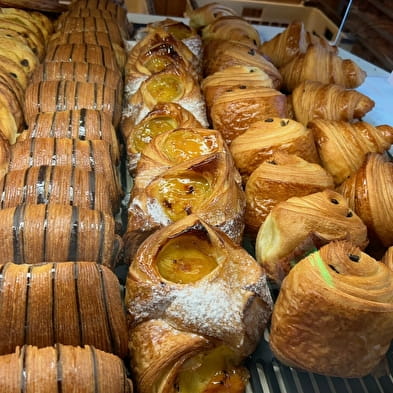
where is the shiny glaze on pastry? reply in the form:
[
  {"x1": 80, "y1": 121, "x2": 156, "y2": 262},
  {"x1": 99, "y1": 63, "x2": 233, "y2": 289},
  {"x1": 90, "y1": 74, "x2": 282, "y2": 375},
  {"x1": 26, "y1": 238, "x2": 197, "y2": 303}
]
[
  {"x1": 255, "y1": 189, "x2": 368, "y2": 283},
  {"x1": 270, "y1": 241, "x2": 393, "y2": 377}
]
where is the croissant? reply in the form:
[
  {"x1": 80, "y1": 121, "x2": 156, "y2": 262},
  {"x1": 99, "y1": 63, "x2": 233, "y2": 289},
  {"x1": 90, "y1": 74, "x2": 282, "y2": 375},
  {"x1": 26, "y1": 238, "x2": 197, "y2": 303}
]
[
  {"x1": 132, "y1": 127, "x2": 230, "y2": 196},
  {"x1": 230, "y1": 117, "x2": 319, "y2": 182},
  {"x1": 337, "y1": 153, "x2": 393, "y2": 248},
  {"x1": 279, "y1": 44, "x2": 366, "y2": 92},
  {"x1": 124, "y1": 102, "x2": 202, "y2": 167},
  {"x1": 0, "y1": 165, "x2": 116, "y2": 214},
  {"x1": 382, "y1": 247, "x2": 393, "y2": 270},
  {"x1": 245, "y1": 152, "x2": 334, "y2": 234},
  {"x1": 291, "y1": 80, "x2": 375, "y2": 126},
  {"x1": 203, "y1": 39, "x2": 282, "y2": 88},
  {"x1": 255, "y1": 189, "x2": 368, "y2": 283},
  {"x1": 0, "y1": 345, "x2": 133, "y2": 392},
  {"x1": 187, "y1": 2, "x2": 238, "y2": 30},
  {"x1": 8, "y1": 138, "x2": 122, "y2": 204},
  {"x1": 24, "y1": 80, "x2": 121, "y2": 127},
  {"x1": 54, "y1": 16, "x2": 125, "y2": 46},
  {"x1": 201, "y1": 16, "x2": 261, "y2": 47},
  {"x1": 259, "y1": 22, "x2": 337, "y2": 68},
  {"x1": 0, "y1": 53, "x2": 29, "y2": 90},
  {"x1": 143, "y1": 18, "x2": 202, "y2": 58},
  {"x1": 126, "y1": 215, "x2": 273, "y2": 392},
  {"x1": 201, "y1": 65, "x2": 274, "y2": 114},
  {"x1": 47, "y1": 31, "x2": 125, "y2": 68},
  {"x1": 0, "y1": 204, "x2": 122, "y2": 266},
  {"x1": 44, "y1": 43, "x2": 119, "y2": 72},
  {"x1": 20, "y1": 109, "x2": 119, "y2": 163},
  {"x1": 270, "y1": 241, "x2": 393, "y2": 378},
  {"x1": 125, "y1": 30, "x2": 201, "y2": 95},
  {"x1": 309, "y1": 119, "x2": 393, "y2": 184},
  {"x1": 125, "y1": 152, "x2": 245, "y2": 258},
  {"x1": 0, "y1": 262, "x2": 128, "y2": 357},
  {"x1": 210, "y1": 87, "x2": 288, "y2": 146},
  {"x1": 125, "y1": 64, "x2": 208, "y2": 128}
]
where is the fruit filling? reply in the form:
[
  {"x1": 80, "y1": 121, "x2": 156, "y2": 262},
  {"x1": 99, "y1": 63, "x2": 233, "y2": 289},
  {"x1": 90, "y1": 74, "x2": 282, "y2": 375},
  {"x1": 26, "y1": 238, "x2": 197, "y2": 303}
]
[{"x1": 146, "y1": 75, "x2": 183, "y2": 102}]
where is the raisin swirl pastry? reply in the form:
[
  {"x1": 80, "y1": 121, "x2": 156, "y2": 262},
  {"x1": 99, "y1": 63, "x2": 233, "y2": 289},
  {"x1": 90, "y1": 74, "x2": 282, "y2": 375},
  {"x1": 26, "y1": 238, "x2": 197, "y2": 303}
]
[
  {"x1": 125, "y1": 152, "x2": 245, "y2": 258},
  {"x1": 255, "y1": 189, "x2": 368, "y2": 283},
  {"x1": 0, "y1": 262, "x2": 128, "y2": 357},
  {"x1": 124, "y1": 102, "x2": 202, "y2": 171},
  {"x1": 270, "y1": 241, "x2": 393, "y2": 378},
  {"x1": 125, "y1": 215, "x2": 273, "y2": 393},
  {"x1": 125, "y1": 64, "x2": 208, "y2": 127},
  {"x1": 309, "y1": 119, "x2": 393, "y2": 185},
  {"x1": 132, "y1": 127, "x2": 231, "y2": 196},
  {"x1": 230, "y1": 118, "x2": 319, "y2": 182},
  {"x1": 337, "y1": 153, "x2": 393, "y2": 248},
  {"x1": 0, "y1": 345, "x2": 133, "y2": 392}
]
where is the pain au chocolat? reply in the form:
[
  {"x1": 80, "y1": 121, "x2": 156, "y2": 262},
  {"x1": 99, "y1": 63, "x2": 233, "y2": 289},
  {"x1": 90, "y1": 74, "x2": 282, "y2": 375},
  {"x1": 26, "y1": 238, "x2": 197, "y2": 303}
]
[
  {"x1": 270, "y1": 241, "x2": 393, "y2": 378},
  {"x1": 0, "y1": 262, "x2": 127, "y2": 357},
  {"x1": 255, "y1": 189, "x2": 368, "y2": 283},
  {"x1": 125, "y1": 215, "x2": 273, "y2": 393}
]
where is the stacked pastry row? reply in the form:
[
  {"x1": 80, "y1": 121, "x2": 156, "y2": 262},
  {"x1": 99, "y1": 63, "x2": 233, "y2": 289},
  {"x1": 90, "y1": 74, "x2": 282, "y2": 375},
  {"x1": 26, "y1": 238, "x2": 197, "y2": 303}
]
[
  {"x1": 188, "y1": 2, "x2": 393, "y2": 380},
  {"x1": 122, "y1": 16, "x2": 274, "y2": 393},
  {"x1": 0, "y1": 7, "x2": 53, "y2": 144},
  {"x1": 0, "y1": 1, "x2": 133, "y2": 392}
]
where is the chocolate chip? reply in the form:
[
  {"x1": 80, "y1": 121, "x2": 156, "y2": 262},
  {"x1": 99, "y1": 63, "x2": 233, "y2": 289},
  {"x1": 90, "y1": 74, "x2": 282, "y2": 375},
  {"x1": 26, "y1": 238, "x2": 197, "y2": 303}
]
[
  {"x1": 268, "y1": 160, "x2": 277, "y2": 165},
  {"x1": 280, "y1": 120, "x2": 289, "y2": 126},
  {"x1": 185, "y1": 206, "x2": 192, "y2": 215},
  {"x1": 349, "y1": 254, "x2": 360, "y2": 262},
  {"x1": 346, "y1": 211, "x2": 353, "y2": 217},
  {"x1": 185, "y1": 185, "x2": 194, "y2": 194},
  {"x1": 253, "y1": 39, "x2": 257, "y2": 46},
  {"x1": 328, "y1": 264, "x2": 340, "y2": 273},
  {"x1": 10, "y1": 72, "x2": 17, "y2": 78},
  {"x1": 331, "y1": 198, "x2": 339, "y2": 204},
  {"x1": 239, "y1": 85, "x2": 247, "y2": 89},
  {"x1": 249, "y1": 69, "x2": 255, "y2": 73},
  {"x1": 20, "y1": 59, "x2": 29, "y2": 67},
  {"x1": 264, "y1": 118, "x2": 274, "y2": 122},
  {"x1": 163, "y1": 199, "x2": 172, "y2": 209},
  {"x1": 248, "y1": 48, "x2": 255, "y2": 56}
]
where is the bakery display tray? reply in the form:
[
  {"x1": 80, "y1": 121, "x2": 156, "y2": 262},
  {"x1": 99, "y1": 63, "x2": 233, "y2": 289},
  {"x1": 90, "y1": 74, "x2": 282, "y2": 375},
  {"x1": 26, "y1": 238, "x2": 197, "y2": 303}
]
[{"x1": 127, "y1": 14, "x2": 393, "y2": 393}]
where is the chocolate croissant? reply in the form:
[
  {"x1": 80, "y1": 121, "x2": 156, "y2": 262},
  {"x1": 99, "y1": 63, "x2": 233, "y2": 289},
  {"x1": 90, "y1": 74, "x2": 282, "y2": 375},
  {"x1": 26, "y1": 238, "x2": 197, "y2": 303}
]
[
  {"x1": 187, "y1": 2, "x2": 238, "y2": 30},
  {"x1": 270, "y1": 241, "x2": 393, "y2": 378},
  {"x1": 290, "y1": 80, "x2": 375, "y2": 126},
  {"x1": 201, "y1": 16, "x2": 261, "y2": 47},
  {"x1": 337, "y1": 153, "x2": 393, "y2": 248},
  {"x1": 125, "y1": 152, "x2": 245, "y2": 257},
  {"x1": 245, "y1": 152, "x2": 334, "y2": 234},
  {"x1": 125, "y1": 64, "x2": 208, "y2": 127},
  {"x1": 279, "y1": 44, "x2": 366, "y2": 92},
  {"x1": 0, "y1": 262, "x2": 127, "y2": 357},
  {"x1": 255, "y1": 189, "x2": 368, "y2": 283},
  {"x1": 201, "y1": 65, "x2": 274, "y2": 114},
  {"x1": 21, "y1": 110, "x2": 120, "y2": 163},
  {"x1": 210, "y1": 87, "x2": 288, "y2": 146},
  {"x1": 309, "y1": 119, "x2": 393, "y2": 185},
  {"x1": 0, "y1": 345, "x2": 133, "y2": 392},
  {"x1": 230, "y1": 117, "x2": 319, "y2": 182},
  {"x1": 126, "y1": 215, "x2": 273, "y2": 392},
  {"x1": 0, "y1": 204, "x2": 122, "y2": 267},
  {"x1": 203, "y1": 39, "x2": 282, "y2": 88}
]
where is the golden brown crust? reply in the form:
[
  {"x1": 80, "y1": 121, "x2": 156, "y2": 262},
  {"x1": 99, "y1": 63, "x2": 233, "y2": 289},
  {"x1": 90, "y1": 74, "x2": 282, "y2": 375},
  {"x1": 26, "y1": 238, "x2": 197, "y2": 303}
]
[
  {"x1": 245, "y1": 152, "x2": 334, "y2": 234},
  {"x1": 203, "y1": 39, "x2": 282, "y2": 89},
  {"x1": 337, "y1": 153, "x2": 393, "y2": 247},
  {"x1": 211, "y1": 88, "x2": 288, "y2": 146},
  {"x1": 309, "y1": 119, "x2": 393, "y2": 185},
  {"x1": 0, "y1": 345, "x2": 133, "y2": 392},
  {"x1": 0, "y1": 262, "x2": 128, "y2": 357},
  {"x1": 279, "y1": 44, "x2": 366, "y2": 92},
  {"x1": 202, "y1": 16, "x2": 261, "y2": 48},
  {"x1": 270, "y1": 241, "x2": 393, "y2": 377},
  {"x1": 382, "y1": 247, "x2": 393, "y2": 271},
  {"x1": 255, "y1": 190, "x2": 368, "y2": 283},
  {"x1": 230, "y1": 118, "x2": 319, "y2": 181},
  {"x1": 291, "y1": 80, "x2": 375, "y2": 126}
]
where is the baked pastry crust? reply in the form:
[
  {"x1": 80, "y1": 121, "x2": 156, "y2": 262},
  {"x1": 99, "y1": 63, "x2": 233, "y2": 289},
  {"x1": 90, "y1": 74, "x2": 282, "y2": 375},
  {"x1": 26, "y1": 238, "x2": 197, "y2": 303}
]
[
  {"x1": 245, "y1": 152, "x2": 334, "y2": 234},
  {"x1": 270, "y1": 241, "x2": 393, "y2": 378},
  {"x1": 0, "y1": 262, "x2": 128, "y2": 357},
  {"x1": 337, "y1": 153, "x2": 393, "y2": 247},
  {"x1": 230, "y1": 117, "x2": 319, "y2": 181},
  {"x1": 255, "y1": 189, "x2": 368, "y2": 283},
  {"x1": 211, "y1": 88, "x2": 288, "y2": 146},
  {"x1": 309, "y1": 119, "x2": 393, "y2": 185}
]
